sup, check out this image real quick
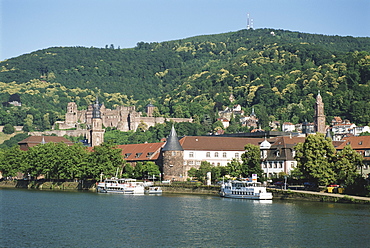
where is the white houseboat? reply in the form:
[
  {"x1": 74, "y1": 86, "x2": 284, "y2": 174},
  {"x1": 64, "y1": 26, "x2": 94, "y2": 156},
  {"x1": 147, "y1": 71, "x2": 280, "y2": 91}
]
[
  {"x1": 97, "y1": 178, "x2": 145, "y2": 194},
  {"x1": 220, "y1": 180, "x2": 273, "y2": 200}
]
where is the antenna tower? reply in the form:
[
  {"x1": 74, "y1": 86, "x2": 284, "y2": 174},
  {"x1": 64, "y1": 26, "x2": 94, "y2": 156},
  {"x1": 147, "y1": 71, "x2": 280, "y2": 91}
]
[{"x1": 247, "y1": 13, "x2": 254, "y2": 30}]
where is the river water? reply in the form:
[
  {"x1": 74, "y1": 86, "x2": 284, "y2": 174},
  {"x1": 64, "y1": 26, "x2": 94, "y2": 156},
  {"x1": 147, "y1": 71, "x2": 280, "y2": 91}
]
[{"x1": 1, "y1": 189, "x2": 369, "y2": 248}]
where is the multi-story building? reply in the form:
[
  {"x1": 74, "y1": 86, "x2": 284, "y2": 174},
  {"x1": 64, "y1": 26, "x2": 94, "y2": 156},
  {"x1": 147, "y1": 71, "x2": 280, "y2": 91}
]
[{"x1": 336, "y1": 136, "x2": 370, "y2": 177}]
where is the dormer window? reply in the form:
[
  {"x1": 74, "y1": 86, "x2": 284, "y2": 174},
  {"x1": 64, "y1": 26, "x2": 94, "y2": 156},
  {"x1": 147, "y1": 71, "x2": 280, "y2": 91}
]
[
  {"x1": 135, "y1": 153, "x2": 142, "y2": 158},
  {"x1": 359, "y1": 141, "x2": 363, "y2": 145},
  {"x1": 124, "y1": 153, "x2": 131, "y2": 158}
]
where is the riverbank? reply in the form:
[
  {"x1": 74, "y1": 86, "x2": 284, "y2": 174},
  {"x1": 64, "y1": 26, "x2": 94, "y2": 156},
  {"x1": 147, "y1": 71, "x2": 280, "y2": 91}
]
[
  {"x1": 0, "y1": 180, "x2": 96, "y2": 191},
  {"x1": 269, "y1": 188, "x2": 370, "y2": 204},
  {"x1": 1, "y1": 180, "x2": 369, "y2": 204}
]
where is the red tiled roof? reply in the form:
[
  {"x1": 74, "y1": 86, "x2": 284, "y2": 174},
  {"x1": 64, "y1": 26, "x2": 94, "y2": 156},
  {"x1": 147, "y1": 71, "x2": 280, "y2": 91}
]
[
  {"x1": 336, "y1": 136, "x2": 370, "y2": 150},
  {"x1": 179, "y1": 136, "x2": 264, "y2": 151},
  {"x1": 116, "y1": 142, "x2": 165, "y2": 161},
  {"x1": 18, "y1": 136, "x2": 74, "y2": 150},
  {"x1": 19, "y1": 136, "x2": 74, "y2": 144},
  {"x1": 270, "y1": 136, "x2": 306, "y2": 147},
  {"x1": 336, "y1": 136, "x2": 370, "y2": 161}
]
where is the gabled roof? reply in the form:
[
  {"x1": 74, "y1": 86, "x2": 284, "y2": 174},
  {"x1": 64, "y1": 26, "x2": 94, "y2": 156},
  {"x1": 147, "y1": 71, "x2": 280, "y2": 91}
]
[
  {"x1": 179, "y1": 136, "x2": 264, "y2": 151},
  {"x1": 116, "y1": 142, "x2": 165, "y2": 161},
  {"x1": 18, "y1": 136, "x2": 74, "y2": 150}
]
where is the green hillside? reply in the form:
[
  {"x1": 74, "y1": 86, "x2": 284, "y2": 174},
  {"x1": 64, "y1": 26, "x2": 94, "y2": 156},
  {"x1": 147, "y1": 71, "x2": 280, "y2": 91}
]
[{"x1": 0, "y1": 28, "x2": 369, "y2": 132}]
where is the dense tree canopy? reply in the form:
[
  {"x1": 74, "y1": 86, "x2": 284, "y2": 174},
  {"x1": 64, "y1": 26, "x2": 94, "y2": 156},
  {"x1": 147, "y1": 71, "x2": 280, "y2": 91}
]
[
  {"x1": 294, "y1": 134, "x2": 363, "y2": 186},
  {"x1": 0, "y1": 28, "x2": 369, "y2": 133}
]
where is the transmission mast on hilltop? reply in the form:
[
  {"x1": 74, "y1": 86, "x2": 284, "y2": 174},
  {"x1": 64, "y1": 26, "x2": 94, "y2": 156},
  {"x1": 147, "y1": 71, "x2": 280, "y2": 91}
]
[{"x1": 247, "y1": 13, "x2": 254, "y2": 30}]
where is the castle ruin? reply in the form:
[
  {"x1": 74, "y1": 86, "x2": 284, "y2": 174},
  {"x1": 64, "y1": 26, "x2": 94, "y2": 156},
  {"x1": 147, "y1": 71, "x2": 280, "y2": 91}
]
[{"x1": 55, "y1": 102, "x2": 193, "y2": 133}]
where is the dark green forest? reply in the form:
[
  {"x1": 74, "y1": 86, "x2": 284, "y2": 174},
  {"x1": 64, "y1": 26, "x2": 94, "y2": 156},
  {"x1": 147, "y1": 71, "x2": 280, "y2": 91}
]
[{"x1": 0, "y1": 28, "x2": 369, "y2": 133}]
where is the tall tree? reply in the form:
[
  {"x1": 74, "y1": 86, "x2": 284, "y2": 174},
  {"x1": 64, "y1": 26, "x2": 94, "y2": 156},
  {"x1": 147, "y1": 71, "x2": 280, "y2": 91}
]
[
  {"x1": 0, "y1": 146, "x2": 25, "y2": 177},
  {"x1": 335, "y1": 145, "x2": 363, "y2": 185},
  {"x1": 294, "y1": 133, "x2": 336, "y2": 185},
  {"x1": 241, "y1": 144, "x2": 263, "y2": 178},
  {"x1": 87, "y1": 142, "x2": 124, "y2": 180}
]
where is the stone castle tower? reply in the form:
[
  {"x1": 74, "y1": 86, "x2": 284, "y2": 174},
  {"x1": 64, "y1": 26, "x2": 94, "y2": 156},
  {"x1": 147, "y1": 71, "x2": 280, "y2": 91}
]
[
  {"x1": 161, "y1": 125, "x2": 184, "y2": 181},
  {"x1": 314, "y1": 91, "x2": 326, "y2": 134},
  {"x1": 89, "y1": 98, "x2": 105, "y2": 147},
  {"x1": 65, "y1": 102, "x2": 78, "y2": 126}
]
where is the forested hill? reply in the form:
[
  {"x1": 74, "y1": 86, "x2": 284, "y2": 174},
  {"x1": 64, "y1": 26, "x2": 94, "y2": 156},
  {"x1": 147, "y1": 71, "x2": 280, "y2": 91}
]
[{"x1": 0, "y1": 28, "x2": 370, "y2": 131}]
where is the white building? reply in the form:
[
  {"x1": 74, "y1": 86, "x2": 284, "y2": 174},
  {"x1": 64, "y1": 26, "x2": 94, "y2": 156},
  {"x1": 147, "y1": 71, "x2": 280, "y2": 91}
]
[{"x1": 179, "y1": 136, "x2": 263, "y2": 167}]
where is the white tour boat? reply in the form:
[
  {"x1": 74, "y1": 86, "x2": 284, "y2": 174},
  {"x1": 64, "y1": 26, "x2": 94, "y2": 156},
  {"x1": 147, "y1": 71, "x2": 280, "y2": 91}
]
[
  {"x1": 97, "y1": 178, "x2": 145, "y2": 194},
  {"x1": 220, "y1": 180, "x2": 273, "y2": 200},
  {"x1": 145, "y1": 186, "x2": 163, "y2": 194}
]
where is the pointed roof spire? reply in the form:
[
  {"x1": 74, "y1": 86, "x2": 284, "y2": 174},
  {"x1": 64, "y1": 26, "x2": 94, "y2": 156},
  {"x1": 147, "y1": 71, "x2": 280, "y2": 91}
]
[
  {"x1": 162, "y1": 125, "x2": 183, "y2": 151},
  {"x1": 92, "y1": 95, "x2": 101, "y2": 118},
  {"x1": 251, "y1": 106, "x2": 256, "y2": 117},
  {"x1": 317, "y1": 90, "x2": 322, "y2": 101}
]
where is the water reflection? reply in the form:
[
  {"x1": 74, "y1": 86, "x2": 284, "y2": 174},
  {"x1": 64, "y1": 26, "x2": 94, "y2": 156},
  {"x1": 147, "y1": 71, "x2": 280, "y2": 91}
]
[{"x1": 2, "y1": 189, "x2": 370, "y2": 248}]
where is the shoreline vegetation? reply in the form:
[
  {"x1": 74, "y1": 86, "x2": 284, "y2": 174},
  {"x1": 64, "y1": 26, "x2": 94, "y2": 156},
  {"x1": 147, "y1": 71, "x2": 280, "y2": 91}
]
[{"x1": 1, "y1": 180, "x2": 369, "y2": 204}]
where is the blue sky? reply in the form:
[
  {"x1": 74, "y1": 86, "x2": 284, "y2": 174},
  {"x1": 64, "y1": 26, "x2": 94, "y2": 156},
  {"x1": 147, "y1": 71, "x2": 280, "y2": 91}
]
[{"x1": 1, "y1": 0, "x2": 369, "y2": 61}]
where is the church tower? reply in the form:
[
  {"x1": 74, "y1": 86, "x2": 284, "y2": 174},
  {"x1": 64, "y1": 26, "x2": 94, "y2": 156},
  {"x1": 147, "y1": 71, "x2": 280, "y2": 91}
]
[
  {"x1": 161, "y1": 125, "x2": 184, "y2": 181},
  {"x1": 90, "y1": 98, "x2": 105, "y2": 147},
  {"x1": 314, "y1": 91, "x2": 326, "y2": 134}
]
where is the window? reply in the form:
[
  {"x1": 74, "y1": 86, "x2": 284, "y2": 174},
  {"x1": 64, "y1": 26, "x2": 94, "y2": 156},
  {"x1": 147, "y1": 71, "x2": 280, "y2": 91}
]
[
  {"x1": 263, "y1": 162, "x2": 267, "y2": 168},
  {"x1": 196, "y1": 161, "x2": 201, "y2": 165},
  {"x1": 135, "y1": 153, "x2": 142, "y2": 158},
  {"x1": 214, "y1": 152, "x2": 219, "y2": 157},
  {"x1": 189, "y1": 152, "x2": 194, "y2": 158},
  {"x1": 124, "y1": 153, "x2": 131, "y2": 158},
  {"x1": 223, "y1": 152, "x2": 227, "y2": 158},
  {"x1": 279, "y1": 162, "x2": 283, "y2": 168},
  {"x1": 235, "y1": 153, "x2": 239, "y2": 159},
  {"x1": 365, "y1": 150, "x2": 370, "y2": 157},
  {"x1": 189, "y1": 161, "x2": 194, "y2": 165},
  {"x1": 172, "y1": 151, "x2": 176, "y2": 156},
  {"x1": 206, "y1": 152, "x2": 210, "y2": 157}
]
